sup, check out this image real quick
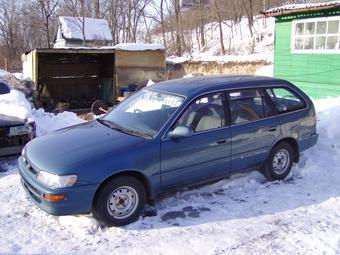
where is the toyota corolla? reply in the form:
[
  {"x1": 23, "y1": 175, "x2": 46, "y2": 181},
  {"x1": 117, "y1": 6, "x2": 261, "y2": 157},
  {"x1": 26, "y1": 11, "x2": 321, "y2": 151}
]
[{"x1": 18, "y1": 76, "x2": 318, "y2": 226}]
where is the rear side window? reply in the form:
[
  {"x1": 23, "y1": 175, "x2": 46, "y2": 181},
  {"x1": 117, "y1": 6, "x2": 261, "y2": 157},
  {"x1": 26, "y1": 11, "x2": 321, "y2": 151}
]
[
  {"x1": 229, "y1": 89, "x2": 274, "y2": 124},
  {"x1": 266, "y1": 88, "x2": 306, "y2": 113}
]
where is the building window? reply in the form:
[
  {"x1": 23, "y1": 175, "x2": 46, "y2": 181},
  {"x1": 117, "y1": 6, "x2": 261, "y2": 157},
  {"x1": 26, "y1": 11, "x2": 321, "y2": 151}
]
[{"x1": 292, "y1": 17, "x2": 340, "y2": 53}]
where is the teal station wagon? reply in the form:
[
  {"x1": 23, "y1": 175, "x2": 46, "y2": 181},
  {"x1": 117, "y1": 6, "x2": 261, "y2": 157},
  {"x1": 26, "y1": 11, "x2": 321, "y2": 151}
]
[{"x1": 19, "y1": 75, "x2": 318, "y2": 226}]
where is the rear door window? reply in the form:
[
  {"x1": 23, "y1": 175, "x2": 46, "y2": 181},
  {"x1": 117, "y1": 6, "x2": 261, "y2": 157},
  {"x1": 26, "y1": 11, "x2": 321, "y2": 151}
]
[
  {"x1": 266, "y1": 87, "x2": 306, "y2": 113},
  {"x1": 229, "y1": 89, "x2": 274, "y2": 125}
]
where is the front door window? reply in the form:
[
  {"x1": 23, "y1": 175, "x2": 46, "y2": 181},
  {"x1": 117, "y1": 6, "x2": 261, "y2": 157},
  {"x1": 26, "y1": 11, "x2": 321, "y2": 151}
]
[{"x1": 173, "y1": 92, "x2": 225, "y2": 133}]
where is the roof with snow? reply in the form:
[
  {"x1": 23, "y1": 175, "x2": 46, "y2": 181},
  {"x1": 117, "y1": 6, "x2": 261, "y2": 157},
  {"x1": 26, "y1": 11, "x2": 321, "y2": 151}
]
[
  {"x1": 112, "y1": 43, "x2": 165, "y2": 51},
  {"x1": 58, "y1": 16, "x2": 113, "y2": 42},
  {"x1": 263, "y1": 1, "x2": 340, "y2": 17}
]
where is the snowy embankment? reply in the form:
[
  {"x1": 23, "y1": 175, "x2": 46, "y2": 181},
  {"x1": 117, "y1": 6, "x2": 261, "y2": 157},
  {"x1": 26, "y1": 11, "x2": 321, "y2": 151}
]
[
  {"x1": 165, "y1": 16, "x2": 275, "y2": 64},
  {"x1": 0, "y1": 86, "x2": 340, "y2": 254}
]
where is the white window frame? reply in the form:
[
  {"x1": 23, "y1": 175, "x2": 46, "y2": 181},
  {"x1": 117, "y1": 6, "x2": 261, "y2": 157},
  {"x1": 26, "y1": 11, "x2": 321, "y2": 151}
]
[{"x1": 291, "y1": 16, "x2": 340, "y2": 54}]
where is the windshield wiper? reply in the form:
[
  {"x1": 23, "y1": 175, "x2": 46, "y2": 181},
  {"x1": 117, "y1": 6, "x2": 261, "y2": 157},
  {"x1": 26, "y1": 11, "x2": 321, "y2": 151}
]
[{"x1": 97, "y1": 118, "x2": 152, "y2": 139}]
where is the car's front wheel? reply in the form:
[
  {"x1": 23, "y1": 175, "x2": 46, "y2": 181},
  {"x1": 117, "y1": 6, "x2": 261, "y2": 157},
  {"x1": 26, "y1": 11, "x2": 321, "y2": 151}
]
[
  {"x1": 263, "y1": 142, "x2": 294, "y2": 181},
  {"x1": 93, "y1": 176, "x2": 146, "y2": 226}
]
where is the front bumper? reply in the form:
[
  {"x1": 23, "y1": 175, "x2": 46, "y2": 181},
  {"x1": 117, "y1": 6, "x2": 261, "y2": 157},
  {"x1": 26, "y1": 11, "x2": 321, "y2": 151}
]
[{"x1": 18, "y1": 156, "x2": 98, "y2": 216}]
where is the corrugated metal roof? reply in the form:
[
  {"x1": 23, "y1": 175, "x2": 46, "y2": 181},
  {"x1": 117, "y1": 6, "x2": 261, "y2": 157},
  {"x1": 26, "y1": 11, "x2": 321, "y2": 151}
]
[{"x1": 263, "y1": 1, "x2": 340, "y2": 17}]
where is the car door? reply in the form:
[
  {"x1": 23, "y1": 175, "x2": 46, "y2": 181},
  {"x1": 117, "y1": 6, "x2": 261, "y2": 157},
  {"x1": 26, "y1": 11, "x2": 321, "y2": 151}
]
[
  {"x1": 160, "y1": 92, "x2": 232, "y2": 190},
  {"x1": 228, "y1": 88, "x2": 281, "y2": 170}
]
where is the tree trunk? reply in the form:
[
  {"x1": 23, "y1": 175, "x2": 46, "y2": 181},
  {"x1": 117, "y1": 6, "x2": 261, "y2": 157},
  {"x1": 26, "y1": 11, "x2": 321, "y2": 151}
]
[
  {"x1": 213, "y1": 0, "x2": 225, "y2": 55},
  {"x1": 173, "y1": 0, "x2": 182, "y2": 56},
  {"x1": 160, "y1": 0, "x2": 167, "y2": 49},
  {"x1": 199, "y1": 0, "x2": 205, "y2": 48}
]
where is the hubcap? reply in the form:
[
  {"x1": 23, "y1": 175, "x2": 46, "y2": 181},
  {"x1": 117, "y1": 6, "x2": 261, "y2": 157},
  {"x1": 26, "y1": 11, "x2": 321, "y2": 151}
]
[
  {"x1": 272, "y1": 149, "x2": 290, "y2": 175},
  {"x1": 107, "y1": 186, "x2": 139, "y2": 219}
]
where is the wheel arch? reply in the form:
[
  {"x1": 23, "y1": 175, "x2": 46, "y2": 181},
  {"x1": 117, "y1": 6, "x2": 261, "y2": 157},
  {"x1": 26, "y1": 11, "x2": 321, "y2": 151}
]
[
  {"x1": 273, "y1": 137, "x2": 299, "y2": 163},
  {"x1": 92, "y1": 170, "x2": 155, "y2": 208}
]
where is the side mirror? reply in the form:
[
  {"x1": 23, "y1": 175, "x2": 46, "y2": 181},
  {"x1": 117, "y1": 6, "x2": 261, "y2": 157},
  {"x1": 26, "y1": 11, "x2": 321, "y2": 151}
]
[{"x1": 168, "y1": 126, "x2": 193, "y2": 139}]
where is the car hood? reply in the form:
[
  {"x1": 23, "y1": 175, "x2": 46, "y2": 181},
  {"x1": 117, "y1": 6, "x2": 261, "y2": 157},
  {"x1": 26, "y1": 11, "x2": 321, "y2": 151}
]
[
  {"x1": 0, "y1": 114, "x2": 26, "y2": 127},
  {"x1": 25, "y1": 120, "x2": 145, "y2": 174}
]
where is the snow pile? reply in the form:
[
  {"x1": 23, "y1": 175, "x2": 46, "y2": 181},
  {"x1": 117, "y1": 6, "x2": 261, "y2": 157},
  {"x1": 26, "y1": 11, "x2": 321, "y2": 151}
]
[
  {"x1": 12, "y1": 72, "x2": 24, "y2": 80},
  {"x1": 113, "y1": 43, "x2": 165, "y2": 51},
  {"x1": 0, "y1": 69, "x2": 35, "y2": 99},
  {"x1": 0, "y1": 69, "x2": 21, "y2": 89},
  {"x1": 32, "y1": 109, "x2": 85, "y2": 137},
  {"x1": 59, "y1": 16, "x2": 113, "y2": 41},
  {"x1": 0, "y1": 86, "x2": 85, "y2": 135},
  {"x1": 0, "y1": 90, "x2": 32, "y2": 120}
]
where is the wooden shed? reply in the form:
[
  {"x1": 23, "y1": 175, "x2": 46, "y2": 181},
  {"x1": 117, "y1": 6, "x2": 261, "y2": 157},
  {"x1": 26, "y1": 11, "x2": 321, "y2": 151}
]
[
  {"x1": 22, "y1": 44, "x2": 166, "y2": 110},
  {"x1": 263, "y1": 2, "x2": 340, "y2": 99}
]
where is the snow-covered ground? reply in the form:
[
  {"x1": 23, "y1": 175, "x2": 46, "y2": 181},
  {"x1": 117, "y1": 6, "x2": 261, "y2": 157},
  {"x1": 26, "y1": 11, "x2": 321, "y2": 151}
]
[
  {"x1": 0, "y1": 86, "x2": 340, "y2": 254},
  {"x1": 165, "y1": 16, "x2": 275, "y2": 64}
]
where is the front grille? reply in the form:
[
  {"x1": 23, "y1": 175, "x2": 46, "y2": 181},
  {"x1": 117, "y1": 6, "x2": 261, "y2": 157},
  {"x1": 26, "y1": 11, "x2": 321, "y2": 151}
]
[
  {"x1": 22, "y1": 179, "x2": 42, "y2": 204},
  {"x1": 0, "y1": 127, "x2": 9, "y2": 136},
  {"x1": 23, "y1": 156, "x2": 39, "y2": 176},
  {"x1": 0, "y1": 134, "x2": 30, "y2": 148},
  {"x1": 22, "y1": 177, "x2": 42, "y2": 196}
]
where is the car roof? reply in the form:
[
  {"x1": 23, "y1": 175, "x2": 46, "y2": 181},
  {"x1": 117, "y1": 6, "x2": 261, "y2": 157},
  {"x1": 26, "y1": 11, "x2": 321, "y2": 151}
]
[{"x1": 147, "y1": 75, "x2": 287, "y2": 98}]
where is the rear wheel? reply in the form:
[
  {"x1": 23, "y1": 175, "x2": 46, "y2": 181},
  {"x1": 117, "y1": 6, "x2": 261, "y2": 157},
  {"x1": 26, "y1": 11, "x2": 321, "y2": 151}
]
[
  {"x1": 263, "y1": 142, "x2": 294, "y2": 181},
  {"x1": 93, "y1": 176, "x2": 146, "y2": 226}
]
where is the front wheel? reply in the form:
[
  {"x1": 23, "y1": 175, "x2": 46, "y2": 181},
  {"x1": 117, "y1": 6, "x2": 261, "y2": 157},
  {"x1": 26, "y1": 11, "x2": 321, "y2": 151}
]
[
  {"x1": 93, "y1": 176, "x2": 146, "y2": 226},
  {"x1": 263, "y1": 142, "x2": 294, "y2": 181}
]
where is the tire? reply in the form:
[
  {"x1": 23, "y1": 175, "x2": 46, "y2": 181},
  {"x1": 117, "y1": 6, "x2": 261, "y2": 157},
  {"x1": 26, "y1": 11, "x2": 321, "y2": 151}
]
[
  {"x1": 92, "y1": 176, "x2": 146, "y2": 226},
  {"x1": 263, "y1": 142, "x2": 294, "y2": 181}
]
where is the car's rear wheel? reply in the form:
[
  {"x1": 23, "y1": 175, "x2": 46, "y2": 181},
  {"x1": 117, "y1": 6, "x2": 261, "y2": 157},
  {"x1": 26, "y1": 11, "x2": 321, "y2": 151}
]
[
  {"x1": 263, "y1": 142, "x2": 294, "y2": 181},
  {"x1": 93, "y1": 176, "x2": 146, "y2": 226}
]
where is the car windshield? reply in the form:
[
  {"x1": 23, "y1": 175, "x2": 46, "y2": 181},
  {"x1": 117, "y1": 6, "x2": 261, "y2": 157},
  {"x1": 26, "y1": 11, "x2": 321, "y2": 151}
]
[{"x1": 101, "y1": 89, "x2": 185, "y2": 138}]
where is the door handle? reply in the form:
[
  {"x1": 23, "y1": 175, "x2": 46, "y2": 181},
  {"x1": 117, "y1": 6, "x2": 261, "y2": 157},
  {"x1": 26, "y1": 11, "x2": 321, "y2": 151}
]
[
  {"x1": 216, "y1": 139, "x2": 227, "y2": 144},
  {"x1": 268, "y1": 127, "x2": 277, "y2": 132}
]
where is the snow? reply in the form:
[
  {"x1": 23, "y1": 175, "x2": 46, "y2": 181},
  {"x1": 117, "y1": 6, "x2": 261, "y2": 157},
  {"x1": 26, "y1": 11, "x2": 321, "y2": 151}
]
[
  {"x1": 168, "y1": 53, "x2": 273, "y2": 64},
  {"x1": 1, "y1": 95, "x2": 340, "y2": 254},
  {"x1": 32, "y1": 109, "x2": 85, "y2": 137},
  {"x1": 59, "y1": 16, "x2": 113, "y2": 41},
  {"x1": 112, "y1": 43, "x2": 165, "y2": 51},
  {"x1": 265, "y1": 1, "x2": 340, "y2": 14},
  {"x1": 255, "y1": 64, "x2": 273, "y2": 77},
  {"x1": 0, "y1": 90, "x2": 32, "y2": 120},
  {"x1": 146, "y1": 79, "x2": 155, "y2": 86},
  {"x1": 12, "y1": 72, "x2": 24, "y2": 80},
  {"x1": 0, "y1": 88, "x2": 85, "y2": 134}
]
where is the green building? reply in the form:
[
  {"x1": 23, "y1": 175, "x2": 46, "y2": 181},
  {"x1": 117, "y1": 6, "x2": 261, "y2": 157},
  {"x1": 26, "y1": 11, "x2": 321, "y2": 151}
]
[{"x1": 264, "y1": 2, "x2": 340, "y2": 99}]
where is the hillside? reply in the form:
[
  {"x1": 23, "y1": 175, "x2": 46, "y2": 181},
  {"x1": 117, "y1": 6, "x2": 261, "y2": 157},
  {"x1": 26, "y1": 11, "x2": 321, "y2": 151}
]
[{"x1": 161, "y1": 16, "x2": 275, "y2": 64}]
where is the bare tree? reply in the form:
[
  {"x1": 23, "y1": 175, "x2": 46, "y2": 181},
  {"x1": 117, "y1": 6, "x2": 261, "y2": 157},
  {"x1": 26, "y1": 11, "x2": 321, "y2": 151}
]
[
  {"x1": 37, "y1": 0, "x2": 59, "y2": 48},
  {"x1": 0, "y1": 0, "x2": 22, "y2": 70}
]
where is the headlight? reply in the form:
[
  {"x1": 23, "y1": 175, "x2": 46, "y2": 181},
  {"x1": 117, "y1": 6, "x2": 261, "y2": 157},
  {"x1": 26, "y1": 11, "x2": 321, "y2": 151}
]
[{"x1": 37, "y1": 171, "x2": 78, "y2": 189}]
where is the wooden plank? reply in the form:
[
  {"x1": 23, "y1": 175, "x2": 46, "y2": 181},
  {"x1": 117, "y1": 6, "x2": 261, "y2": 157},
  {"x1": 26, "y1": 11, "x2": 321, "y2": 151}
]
[{"x1": 41, "y1": 62, "x2": 100, "y2": 77}]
